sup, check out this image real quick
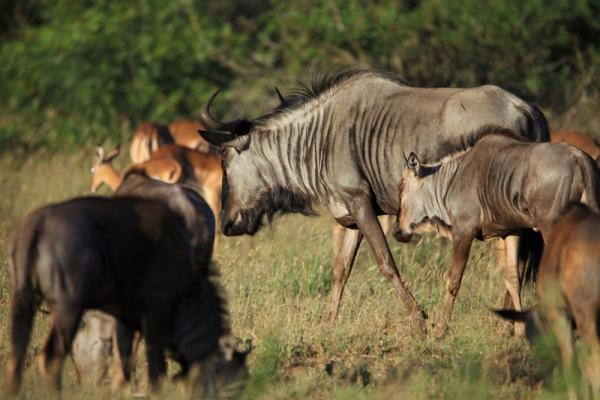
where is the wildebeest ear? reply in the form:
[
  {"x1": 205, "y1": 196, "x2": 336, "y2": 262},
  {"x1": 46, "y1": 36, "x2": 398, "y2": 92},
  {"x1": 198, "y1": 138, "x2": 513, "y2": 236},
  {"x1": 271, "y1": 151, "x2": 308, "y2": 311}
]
[
  {"x1": 199, "y1": 130, "x2": 250, "y2": 153},
  {"x1": 493, "y1": 309, "x2": 530, "y2": 322},
  {"x1": 407, "y1": 152, "x2": 421, "y2": 176},
  {"x1": 275, "y1": 87, "x2": 287, "y2": 107}
]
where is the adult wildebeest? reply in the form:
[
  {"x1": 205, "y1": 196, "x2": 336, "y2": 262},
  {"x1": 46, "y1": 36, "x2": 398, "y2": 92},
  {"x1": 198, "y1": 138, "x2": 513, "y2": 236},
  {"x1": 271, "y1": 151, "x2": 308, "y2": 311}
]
[
  {"x1": 5, "y1": 177, "x2": 248, "y2": 395},
  {"x1": 394, "y1": 132, "x2": 600, "y2": 337},
  {"x1": 496, "y1": 203, "x2": 600, "y2": 400},
  {"x1": 198, "y1": 69, "x2": 549, "y2": 332}
]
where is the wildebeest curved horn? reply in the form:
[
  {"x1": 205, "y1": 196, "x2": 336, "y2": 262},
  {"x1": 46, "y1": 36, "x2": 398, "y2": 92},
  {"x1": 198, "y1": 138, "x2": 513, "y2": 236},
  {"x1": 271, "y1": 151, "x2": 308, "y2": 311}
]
[
  {"x1": 275, "y1": 87, "x2": 286, "y2": 106},
  {"x1": 200, "y1": 89, "x2": 243, "y2": 134}
]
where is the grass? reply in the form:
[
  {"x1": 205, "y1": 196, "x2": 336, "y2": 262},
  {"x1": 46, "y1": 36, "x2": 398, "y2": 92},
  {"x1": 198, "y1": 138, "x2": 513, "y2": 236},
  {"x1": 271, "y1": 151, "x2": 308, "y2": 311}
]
[{"x1": 0, "y1": 146, "x2": 578, "y2": 399}]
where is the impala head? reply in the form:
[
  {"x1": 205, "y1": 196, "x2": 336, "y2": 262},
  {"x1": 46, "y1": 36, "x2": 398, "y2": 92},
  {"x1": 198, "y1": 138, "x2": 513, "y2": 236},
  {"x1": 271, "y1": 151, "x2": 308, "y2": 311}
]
[
  {"x1": 394, "y1": 152, "x2": 428, "y2": 242},
  {"x1": 90, "y1": 144, "x2": 121, "y2": 192},
  {"x1": 198, "y1": 89, "x2": 314, "y2": 236}
]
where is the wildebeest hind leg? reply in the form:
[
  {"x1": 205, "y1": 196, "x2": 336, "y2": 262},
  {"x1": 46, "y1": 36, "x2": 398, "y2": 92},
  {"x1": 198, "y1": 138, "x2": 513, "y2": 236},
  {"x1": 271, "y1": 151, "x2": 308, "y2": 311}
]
[
  {"x1": 434, "y1": 235, "x2": 472, "y2": 339},
  {"x1": 5, "y1": 290, "x2": 38, "y2": 393},
  {"x1": 328, "y1": 227, "x2": 362, "y2": 323},
  {"x1": 111, "y1": 321, "x2": 137, "y2": 392},
  {"x1": 348, "y1": 199, "x2": 426, "y2": 334},
  {"x1": 39, "y1": 307, "x2": 82, "y2": 391},
  {"x1": 572, "y1": 309, "x2": 600, "y2": 399},
  {"x1": 504, "y1": 235, "x2": 525, "y2": 337},
  {"x1": 142, "y1": 316, "x2": 167, "y2": 392}
]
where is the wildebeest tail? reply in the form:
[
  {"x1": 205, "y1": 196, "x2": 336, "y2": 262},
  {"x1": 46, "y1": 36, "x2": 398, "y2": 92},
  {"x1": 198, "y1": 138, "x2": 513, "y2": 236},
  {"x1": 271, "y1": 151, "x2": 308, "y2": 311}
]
[
  {"x1": 578, "y1": 151, "x2": 600, "y2": 213},
  {"x1": 519, "y1": 103, "x2": 550, "y2": 143}
]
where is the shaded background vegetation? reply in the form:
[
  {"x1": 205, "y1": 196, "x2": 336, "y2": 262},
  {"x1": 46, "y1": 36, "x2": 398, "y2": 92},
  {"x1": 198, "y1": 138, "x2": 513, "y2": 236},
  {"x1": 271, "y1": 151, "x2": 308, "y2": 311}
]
[{"x1": 1, "y1": 0, "x2": 599, "y2": 149}]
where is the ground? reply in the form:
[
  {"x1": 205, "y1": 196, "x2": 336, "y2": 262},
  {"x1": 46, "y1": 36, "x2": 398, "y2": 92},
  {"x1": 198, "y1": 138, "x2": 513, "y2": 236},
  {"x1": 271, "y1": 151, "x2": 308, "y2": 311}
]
[{"x1": 0, "y1": 148, "x2": 574, "y2": 399}]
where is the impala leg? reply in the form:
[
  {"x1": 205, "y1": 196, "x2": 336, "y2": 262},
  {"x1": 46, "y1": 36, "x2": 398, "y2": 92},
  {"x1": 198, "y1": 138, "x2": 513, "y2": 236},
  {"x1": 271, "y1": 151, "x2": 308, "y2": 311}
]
[
  {"x1": 434, "y1": 235, "x2": 472, "y2": 339},
  {"x1": 348, "y1": 200, "x2": 427, "y2": 334},
  {"x1": 504, "y1": 235, "x2": 525, "y2": 337},
  {"x1": 205, "y1": 189, "x2": 221, "y2": 252},
  {"x1": 328, "y1": 227, "x2": 362, "y2": 323}
]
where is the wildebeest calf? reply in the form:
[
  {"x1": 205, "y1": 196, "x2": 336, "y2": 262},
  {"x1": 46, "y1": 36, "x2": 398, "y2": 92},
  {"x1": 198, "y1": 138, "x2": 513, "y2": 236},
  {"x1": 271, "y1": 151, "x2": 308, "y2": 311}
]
[
  {"x1": 394, "y1": 132, "x2": 600, "y2": 338},
  {"x1": 496, "y1": 203, "x2": 600, "y2": 399},
  {"x1": 5, "y1": 189, "x2": 248, "y2": 395}
]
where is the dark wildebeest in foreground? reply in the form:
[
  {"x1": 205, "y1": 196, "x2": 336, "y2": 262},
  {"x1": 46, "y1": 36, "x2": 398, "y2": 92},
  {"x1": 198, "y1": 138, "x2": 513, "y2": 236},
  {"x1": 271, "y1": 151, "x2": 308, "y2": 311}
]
[
  {"x1": 551, "y1": 131, "x2": 600, "y2": 164},
  {"x1": 197, "y1": 69, "x2": 549, "y2": 332},
  {"x1": 77, "y1": 171, "x2": 230, "y2": 390},
  {"x1": 130, "y1": 119, "x2": 215, "y2": 163},
  {"x1": 496, "y1": 203, "x2": 600, "y2": 400},
  {"x1": 5, "y1": 179, "x2": 248, "y2": 395},
  {"x1": 394, "y1": 132, "x2": 600, "y2": 338}
]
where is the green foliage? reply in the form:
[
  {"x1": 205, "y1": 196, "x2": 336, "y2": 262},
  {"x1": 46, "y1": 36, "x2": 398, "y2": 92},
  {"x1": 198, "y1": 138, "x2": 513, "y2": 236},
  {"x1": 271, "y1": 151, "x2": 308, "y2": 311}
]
[{"x1": 0, "y1": 0, "x2": 599, "y2": 148}]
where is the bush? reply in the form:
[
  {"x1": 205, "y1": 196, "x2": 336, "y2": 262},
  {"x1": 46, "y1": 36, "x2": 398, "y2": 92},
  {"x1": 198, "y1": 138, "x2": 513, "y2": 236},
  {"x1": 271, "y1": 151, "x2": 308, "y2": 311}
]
[{"x1": 0, "y1": 0, "x2": 599, "y2": 149}]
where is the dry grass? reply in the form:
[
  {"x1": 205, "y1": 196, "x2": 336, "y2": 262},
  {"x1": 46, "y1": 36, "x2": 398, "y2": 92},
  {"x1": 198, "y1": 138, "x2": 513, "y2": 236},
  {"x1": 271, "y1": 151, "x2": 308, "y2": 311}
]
[{"x1": 0, "y1": 147, "x2": 576, "y2": 399}]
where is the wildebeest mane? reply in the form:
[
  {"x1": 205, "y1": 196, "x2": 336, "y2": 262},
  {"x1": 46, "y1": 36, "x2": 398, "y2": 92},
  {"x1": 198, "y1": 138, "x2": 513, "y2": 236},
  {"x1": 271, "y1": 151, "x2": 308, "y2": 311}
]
[
  {"x1": 431, "y1": 125, "x2": 526, "y2": 164},
  {"x1": 236, "y1": 185, "x2": 318, "y2": 235},
  {"x1": 256, "y1": 68, "x2": 408, "y2": 124}
]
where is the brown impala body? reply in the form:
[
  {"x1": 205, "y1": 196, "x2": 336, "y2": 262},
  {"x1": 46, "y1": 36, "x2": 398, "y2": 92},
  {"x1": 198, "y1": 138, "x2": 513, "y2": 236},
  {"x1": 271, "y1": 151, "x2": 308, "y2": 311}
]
[
  {"x1": 551, "y1": 131, "x2": 600, "y2": 163},
  {"x1": 5, "y1": 174, "x2": 248, "y2": 395},
  {"x1": 130, "y1": 119, "x2": 214, "y2": 163},
  {"x1": 91, "y1": 144, "x2": 223, "y2": 235},
  {"x1": 497, "y1": 204, "x2": 600, "y2": 399}
]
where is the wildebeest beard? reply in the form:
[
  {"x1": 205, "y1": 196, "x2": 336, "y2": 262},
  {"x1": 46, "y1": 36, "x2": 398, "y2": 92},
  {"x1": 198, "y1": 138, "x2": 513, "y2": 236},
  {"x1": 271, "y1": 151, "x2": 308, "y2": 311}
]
[{"x1": 228, "y1": 186, "x2": 317, "y2": 236}]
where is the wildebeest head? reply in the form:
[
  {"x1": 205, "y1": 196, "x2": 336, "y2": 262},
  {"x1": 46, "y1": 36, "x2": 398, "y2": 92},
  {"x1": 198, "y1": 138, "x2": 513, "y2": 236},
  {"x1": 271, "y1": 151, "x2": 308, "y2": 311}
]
[
  {"x1": 198, "y1": 90, "x2": 315, "y2": 236},
  {"x1": 188, "y1": 336, "x2": 251, "y2": 397},
  {"x1": 394, "y1": 152, "x2": 427, "y2": 243}
]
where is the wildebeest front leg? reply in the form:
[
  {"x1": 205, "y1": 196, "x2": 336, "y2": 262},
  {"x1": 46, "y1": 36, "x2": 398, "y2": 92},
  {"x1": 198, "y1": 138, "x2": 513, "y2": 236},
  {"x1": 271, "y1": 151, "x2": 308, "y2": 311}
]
[
  {"x1": 434, "y1": 234, "x2": 472, "y2": 339},
  {"x1": 348, "y1": 200, "x2": 426, "y2": 333},
  {"x1": 329, "y1": 227, "x2": 362, "y2": 323}
]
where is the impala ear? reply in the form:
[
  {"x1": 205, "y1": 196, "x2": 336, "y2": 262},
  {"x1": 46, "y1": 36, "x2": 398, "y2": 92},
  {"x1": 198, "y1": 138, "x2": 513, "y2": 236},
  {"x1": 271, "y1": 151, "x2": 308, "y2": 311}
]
[
  {"x1": 104, "y1": 144, "x2": 121, "y2": 163},
  {"x1": 407, "y1": 152, "x2": 421, "y2": 176},
  {"x1": 94, "y1": 146, "x2": 104, "y2": 165}
]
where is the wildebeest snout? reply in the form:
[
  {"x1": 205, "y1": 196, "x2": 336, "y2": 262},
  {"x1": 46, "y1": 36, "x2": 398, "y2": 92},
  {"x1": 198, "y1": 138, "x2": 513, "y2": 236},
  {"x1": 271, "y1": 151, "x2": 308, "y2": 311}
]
[{"x1": 393, "y1": 226, "x2": 413, "y2": 243}]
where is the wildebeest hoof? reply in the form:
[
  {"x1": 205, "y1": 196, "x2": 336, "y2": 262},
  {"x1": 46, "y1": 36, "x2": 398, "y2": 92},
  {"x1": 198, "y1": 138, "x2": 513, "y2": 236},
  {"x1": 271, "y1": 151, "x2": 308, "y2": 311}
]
[
  {"x1": 410, "y1": 312, "x2": 428, "y2": 337},
  {"x1": 432, "y1": 323, "x2": 449, "y2": 340}
]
